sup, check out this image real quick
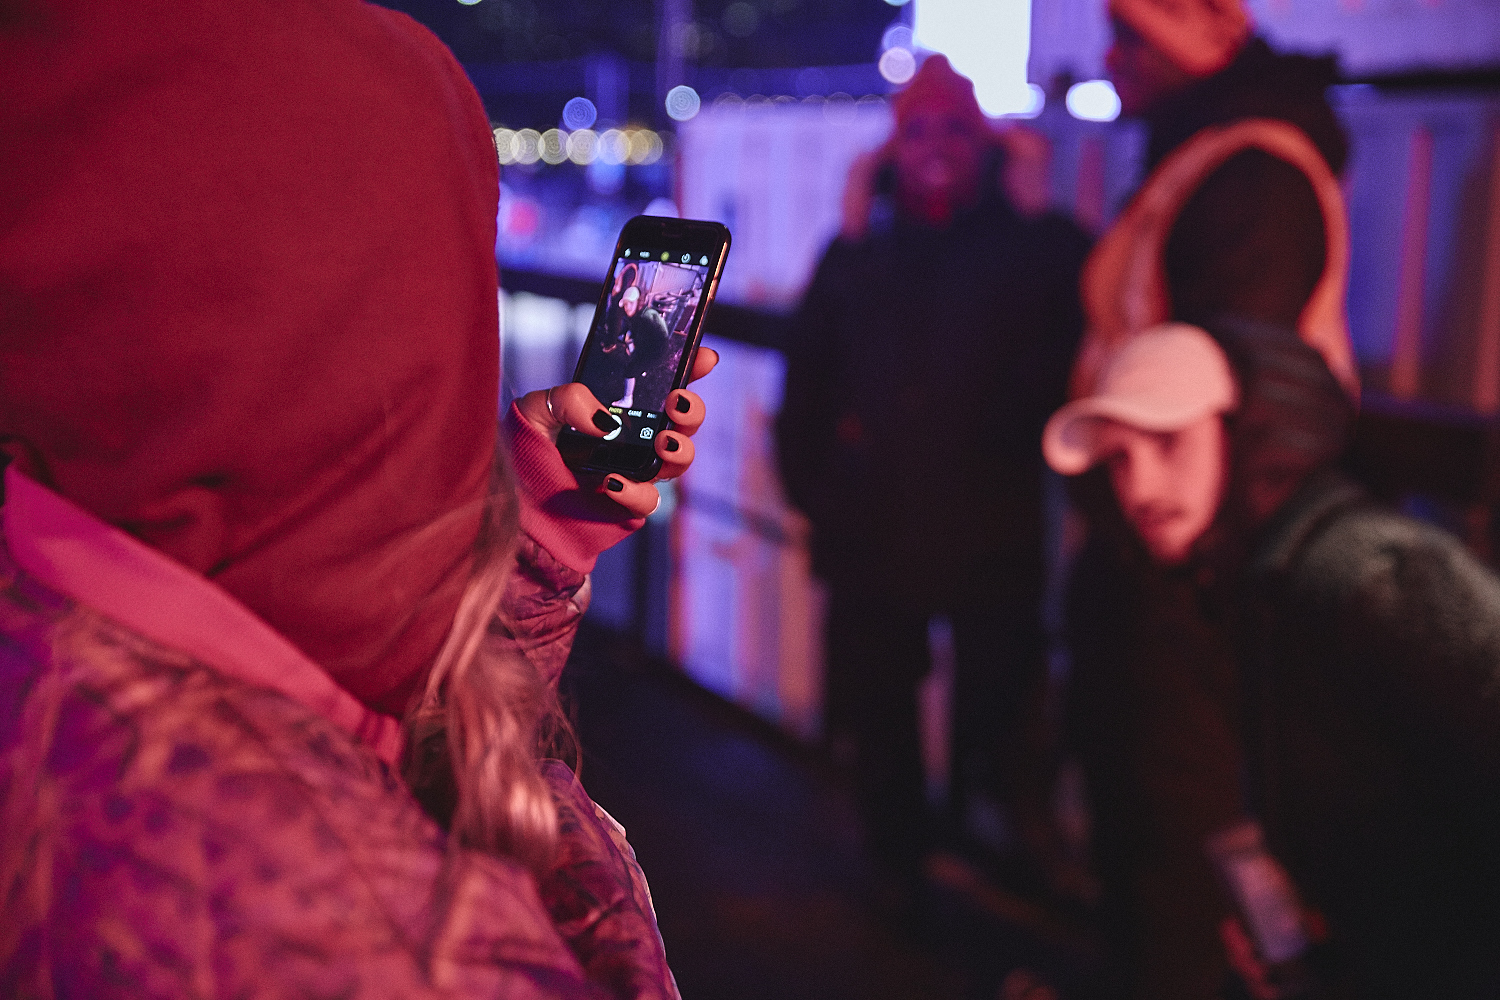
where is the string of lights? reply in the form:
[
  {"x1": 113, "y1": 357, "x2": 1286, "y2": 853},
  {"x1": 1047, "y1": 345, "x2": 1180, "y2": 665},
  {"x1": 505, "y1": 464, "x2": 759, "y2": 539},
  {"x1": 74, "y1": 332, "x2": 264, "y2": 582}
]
[{"x1": 493, "y1": 125, "x2": 665, "y2": 166}]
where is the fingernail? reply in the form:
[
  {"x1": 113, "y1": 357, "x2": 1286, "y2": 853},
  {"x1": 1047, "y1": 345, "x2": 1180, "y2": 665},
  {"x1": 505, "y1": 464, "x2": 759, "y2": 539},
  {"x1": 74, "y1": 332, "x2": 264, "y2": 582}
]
[
  {"x1": 665, "y1": 436, "x2": 680, "y2": 453},
  {"x1": 605, "y1": 477, "x2": 625, "y2": 493},
  {"x1": 675, "y1": 395, "x2": 691, "y2": 414},
  {"x1": 593, "y1": 410, "x2": 621, "y2": 433}
]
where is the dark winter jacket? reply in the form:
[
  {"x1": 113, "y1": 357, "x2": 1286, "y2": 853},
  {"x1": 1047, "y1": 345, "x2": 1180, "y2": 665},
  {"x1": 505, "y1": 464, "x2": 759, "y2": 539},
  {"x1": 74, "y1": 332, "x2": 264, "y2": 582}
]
[
  {"x1": 777, "y1": 198, "x2": 1090, "y2": 608},
  {"x1": 1222, "y1": 321, "x2": 1499, "y2": 996},
  {"x1": 1239, "y1": 469, "x2": 1500, "y2": 999}
]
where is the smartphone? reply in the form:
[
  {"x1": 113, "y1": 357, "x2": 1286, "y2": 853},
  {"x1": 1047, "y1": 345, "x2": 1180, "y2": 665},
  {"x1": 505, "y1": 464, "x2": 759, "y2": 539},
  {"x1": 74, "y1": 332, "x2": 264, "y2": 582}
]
[
  {"x1": 558, "y1": 215, "x2": 731, "y2": 481},
  {"x1": 1206, "y1": 821, "x2": 1317, "y2": 995}
]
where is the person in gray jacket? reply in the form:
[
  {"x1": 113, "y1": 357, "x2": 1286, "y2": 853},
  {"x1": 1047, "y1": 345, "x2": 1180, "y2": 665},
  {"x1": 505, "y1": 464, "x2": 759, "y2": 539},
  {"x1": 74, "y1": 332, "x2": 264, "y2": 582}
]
[{"x1": 1046, "y1": 319, "x2": 1500, "y2": 999}]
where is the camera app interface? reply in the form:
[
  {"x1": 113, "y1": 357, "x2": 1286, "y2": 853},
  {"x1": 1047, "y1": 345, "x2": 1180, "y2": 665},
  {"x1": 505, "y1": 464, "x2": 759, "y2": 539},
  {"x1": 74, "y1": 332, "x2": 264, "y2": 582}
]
[{"x1": 577, "y1": 248, "x2": 711, "y2": 447}]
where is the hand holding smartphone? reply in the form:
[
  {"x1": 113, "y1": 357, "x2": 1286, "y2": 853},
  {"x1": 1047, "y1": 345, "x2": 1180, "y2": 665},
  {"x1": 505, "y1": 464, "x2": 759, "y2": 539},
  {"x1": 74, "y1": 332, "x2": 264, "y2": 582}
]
[
  {"x1": 1207, "y1": 822, "x2": 1323, "y2": 999},
  {"x1": 557, "y1": 215, "x2": 730, "y2": 482}
]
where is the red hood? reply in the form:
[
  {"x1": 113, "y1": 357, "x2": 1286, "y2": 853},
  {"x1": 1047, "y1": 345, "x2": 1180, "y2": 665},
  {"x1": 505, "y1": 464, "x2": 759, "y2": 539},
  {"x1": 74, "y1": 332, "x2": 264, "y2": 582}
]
[{"x1": 0, "y1": 0, "x2": 501, "y2": 715}]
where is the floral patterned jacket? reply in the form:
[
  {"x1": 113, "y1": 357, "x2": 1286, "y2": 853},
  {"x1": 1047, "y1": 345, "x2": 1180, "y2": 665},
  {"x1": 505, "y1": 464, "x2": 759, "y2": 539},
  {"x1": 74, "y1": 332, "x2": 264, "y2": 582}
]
[{"x1": 0, "y1": 469, "x2": 677, "y2": 1000}]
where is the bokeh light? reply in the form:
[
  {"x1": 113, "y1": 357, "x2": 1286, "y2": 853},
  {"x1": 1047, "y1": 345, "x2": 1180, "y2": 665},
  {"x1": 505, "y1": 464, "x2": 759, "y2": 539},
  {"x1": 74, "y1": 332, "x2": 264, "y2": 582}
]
[
  {"x1": 566, "y1": 129, "x2": 598, "y2": 164},
  {"x1": 665, "y1": 85, "x2": 702, "y2": 122},
  {"x1": 492, "y1": 125, "x2": 663, "y2": 168},
  {"x1": 562, "y1": 97, "x2": 598, "y2": 130},
  {"x1": 878, "y1": 47, "x2": 916, "y2": 85},
  {"x1": 493, "y1": 127, "x2": 516, "y2": 165},
  {"x1": 823, "y1": 91, "x2": 856, "y2": 123},
  {"x1": 540, "y1": 128, "x2": 568, "y2": 164},
  {"x1": 881, "y1": 24, "x2": 913, "y2": 52},
  {"x1": 514, "y1": 129, "x2": 542, "y2": 165},
  {"x1": 1066, "y1": 80, "x2": 1121, "y2": 122},
  {"x1": 598, "y1": 128, "x2": 630, "y2": 165},
  {"x1": 630, "y1": 129, "x2": 664, "y2": 165}
]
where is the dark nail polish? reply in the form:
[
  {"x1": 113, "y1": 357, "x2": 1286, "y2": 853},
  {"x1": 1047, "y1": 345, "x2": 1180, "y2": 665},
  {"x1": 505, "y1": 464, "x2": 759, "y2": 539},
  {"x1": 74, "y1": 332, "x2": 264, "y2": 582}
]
[
  {"x1": 593, "y1": 410, "x2": 621, "y2": 433},
  {"x1": 606, "y1": 477, "x2": 625, "y2": 493},
  {"x1": 665, "y1": 436, "x2": 680, "y2": 453},
  {"x1": 675, "y1": 395, "x2": 692, "y2": 414}
]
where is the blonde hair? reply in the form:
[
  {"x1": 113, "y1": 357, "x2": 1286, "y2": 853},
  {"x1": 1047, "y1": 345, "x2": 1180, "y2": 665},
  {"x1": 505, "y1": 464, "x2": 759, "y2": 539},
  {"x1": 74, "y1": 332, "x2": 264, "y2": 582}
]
[{"x1": 401, "y1": 445, "x2": 575, "y2": 873}]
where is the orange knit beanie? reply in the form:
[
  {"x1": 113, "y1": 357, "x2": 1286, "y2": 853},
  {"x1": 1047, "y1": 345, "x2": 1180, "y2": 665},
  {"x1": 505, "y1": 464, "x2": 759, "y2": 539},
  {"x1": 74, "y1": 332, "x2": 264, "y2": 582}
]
[{"x1": 891, "y1": 54, "x2": 990, "y2": 134}]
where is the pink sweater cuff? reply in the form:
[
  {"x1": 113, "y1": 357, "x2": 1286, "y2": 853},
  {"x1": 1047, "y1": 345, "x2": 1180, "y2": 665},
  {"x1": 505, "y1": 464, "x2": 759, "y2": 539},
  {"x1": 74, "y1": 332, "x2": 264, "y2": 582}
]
[{"x1": 503, "y1": 403, "x2": 644, "y2": 574}]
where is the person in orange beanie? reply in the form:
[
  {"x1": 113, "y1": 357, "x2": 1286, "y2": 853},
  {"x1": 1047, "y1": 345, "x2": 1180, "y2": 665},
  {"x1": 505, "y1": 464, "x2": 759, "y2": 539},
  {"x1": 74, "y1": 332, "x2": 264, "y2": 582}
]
[{"x1": 777, "y1": 55, "x2": 1091, "y2": 916}]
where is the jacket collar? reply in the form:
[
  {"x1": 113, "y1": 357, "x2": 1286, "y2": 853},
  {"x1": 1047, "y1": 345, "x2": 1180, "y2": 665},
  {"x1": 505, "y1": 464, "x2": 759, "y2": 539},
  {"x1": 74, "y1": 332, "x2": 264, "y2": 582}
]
[
  {"x1": 2, "y1": 466, "x2": 403, "y2": 765},
  {"x1": 1250, "y1": 469, "x2": 1367, "y2": 579}
]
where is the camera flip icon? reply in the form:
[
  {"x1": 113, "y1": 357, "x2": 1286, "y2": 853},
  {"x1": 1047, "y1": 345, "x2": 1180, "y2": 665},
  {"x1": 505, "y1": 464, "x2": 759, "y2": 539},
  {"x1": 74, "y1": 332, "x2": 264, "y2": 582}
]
[{"x1": 639, "y1": 426, "x2": 655, "y2": 440}]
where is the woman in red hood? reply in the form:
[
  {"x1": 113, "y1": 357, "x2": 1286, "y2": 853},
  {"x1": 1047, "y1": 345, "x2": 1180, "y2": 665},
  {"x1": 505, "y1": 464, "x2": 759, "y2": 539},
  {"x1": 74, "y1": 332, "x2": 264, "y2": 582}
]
[{"x1": 0, "y1": 1, "x2": 707, "y2": 996}]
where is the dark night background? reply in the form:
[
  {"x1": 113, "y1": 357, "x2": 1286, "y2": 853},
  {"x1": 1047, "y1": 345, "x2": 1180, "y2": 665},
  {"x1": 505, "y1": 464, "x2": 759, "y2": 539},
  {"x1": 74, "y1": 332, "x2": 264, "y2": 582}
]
[{"x1": 375, "y1": 0, "x2": 903, "y2": 125}]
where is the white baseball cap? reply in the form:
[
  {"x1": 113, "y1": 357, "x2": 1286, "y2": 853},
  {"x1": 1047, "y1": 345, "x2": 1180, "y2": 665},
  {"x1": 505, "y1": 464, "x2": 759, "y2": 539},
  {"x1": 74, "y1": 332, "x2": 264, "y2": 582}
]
[{"x1": 1043, "y1": 323, "x2": 1240, "y2": 475}]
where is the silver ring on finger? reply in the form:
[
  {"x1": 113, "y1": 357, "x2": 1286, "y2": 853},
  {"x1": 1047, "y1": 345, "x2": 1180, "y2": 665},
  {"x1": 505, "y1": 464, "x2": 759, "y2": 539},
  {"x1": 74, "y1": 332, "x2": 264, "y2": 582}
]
[{"x1": 545, "y1": 386, "x2": 557, "y2": 422}]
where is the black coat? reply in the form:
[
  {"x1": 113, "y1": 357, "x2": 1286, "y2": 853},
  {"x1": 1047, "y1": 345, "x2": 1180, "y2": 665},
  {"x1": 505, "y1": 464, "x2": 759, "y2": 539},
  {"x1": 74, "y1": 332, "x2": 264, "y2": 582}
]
[
  {"x1": 776, "y1": 199, "x2": 1090, "y2": 608},
  {"x1": 1070, "y1": 309, "x2": 1500, "y2": 998},
  {"x1": 1242, "y1": 471, "x2": 1500, "y2": 998}
]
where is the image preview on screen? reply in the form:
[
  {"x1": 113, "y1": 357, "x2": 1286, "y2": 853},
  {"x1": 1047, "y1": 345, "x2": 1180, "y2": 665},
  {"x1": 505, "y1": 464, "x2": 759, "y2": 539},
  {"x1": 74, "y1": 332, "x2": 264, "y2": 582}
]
[{"x1": 577, "y1": 249, "x2": 710, "y2": 444}]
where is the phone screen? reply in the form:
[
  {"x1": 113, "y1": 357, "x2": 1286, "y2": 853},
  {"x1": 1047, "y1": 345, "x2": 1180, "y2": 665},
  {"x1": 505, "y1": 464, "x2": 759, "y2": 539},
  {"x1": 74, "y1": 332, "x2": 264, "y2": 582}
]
[
  {"x1": 560, "y1": 216, "x2": 729, "y2": 480},
  {"x1": 575, "y1": 248, "x2": 714, "y2": 448}
]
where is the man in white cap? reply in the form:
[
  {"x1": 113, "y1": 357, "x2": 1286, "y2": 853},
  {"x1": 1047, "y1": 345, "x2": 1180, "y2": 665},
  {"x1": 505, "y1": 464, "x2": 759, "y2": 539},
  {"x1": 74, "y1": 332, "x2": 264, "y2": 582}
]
[
  {"x1": 1045, "y1": 324, "x2": 1239, "y2": 568},
  {"x1": 1046, "y1": 321, "x2": 1500, "y2": 998},
  {"x1": 1051, "y1": 0, "x2": 1361, "y2": 987}
]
